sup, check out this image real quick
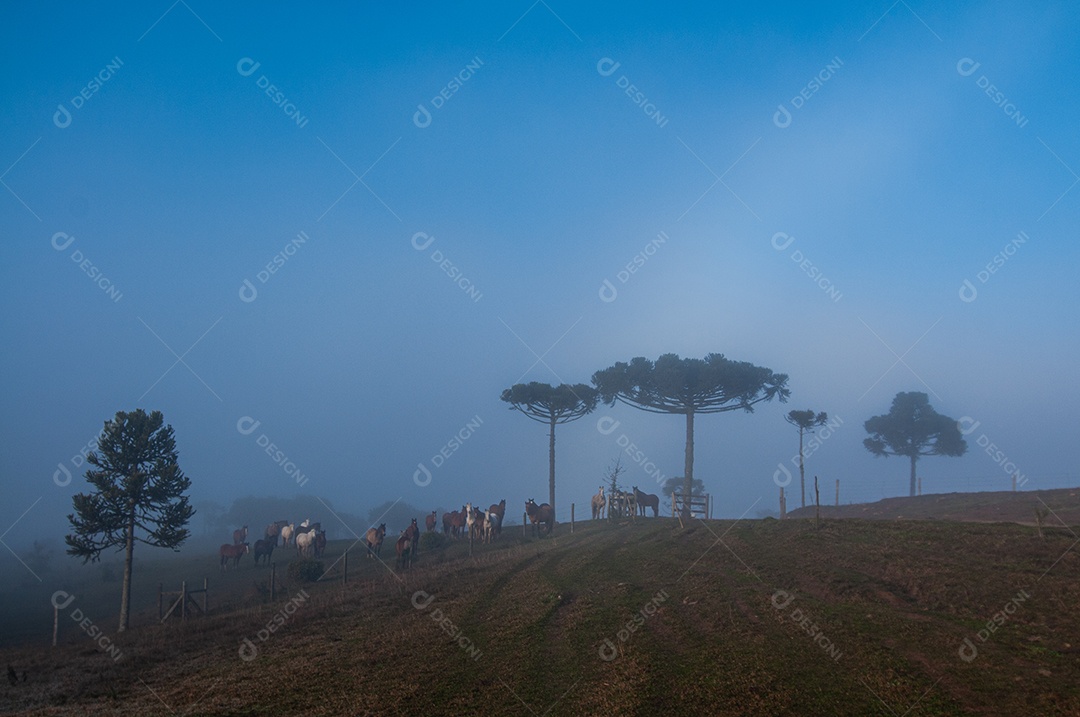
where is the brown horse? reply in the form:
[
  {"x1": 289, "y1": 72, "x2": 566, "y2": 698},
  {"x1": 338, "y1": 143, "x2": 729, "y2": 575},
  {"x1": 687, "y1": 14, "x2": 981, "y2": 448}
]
[
  {"x1": 633, "y1": 487, "x2": 659, "y2": 517},
  {"x1": 233, "y1": 525, "x2": 248, "y2": 544},
  {"x1": 488, "y1": 499, "x2": 506, "y2": 537},
  {"x1": 442, "y1": 510, "x2": 456, "y2": 536},
  {"x1": 395, "y1": 533, "x2": 412, "y2": 569},
  {"x1": 425, "y1": 511, "x2": 437, "y2": 532},
  {"x1": 449, "y1": 506, "x2": 467, "y2": 538},
  {"x1": 219, "y1": 543, "x2": 249, "y2": 571},
  {"x1": 525, "y1": 499, "x2": 554, "y2": 536},
  {"x1": 314, "y1": 530, "x2": 327, "y2": 558},
  {"x1": 404, "y1": 518, "x2": 419, "y2": 557},
  {"x1": 264, "y1": 520, "x2": 288, "y2": 543},
  {"x1": 365, "y1": 523, "x2": 386, "y2": 558}
]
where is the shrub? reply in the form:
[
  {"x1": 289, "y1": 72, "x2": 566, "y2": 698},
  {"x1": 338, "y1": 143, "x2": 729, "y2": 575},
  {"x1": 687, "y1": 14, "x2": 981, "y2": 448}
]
[
  {"x1": 287, "y1": 559, "x2": 324, "y2": 583},
  {"x1": 419, "y1": 531, "x2": 445, "y2": 552}
]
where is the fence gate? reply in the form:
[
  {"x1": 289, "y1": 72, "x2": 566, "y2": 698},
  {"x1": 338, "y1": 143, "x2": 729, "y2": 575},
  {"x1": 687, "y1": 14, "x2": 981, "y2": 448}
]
[
  {"x1": 671, "y1": 493, "x2": 712, "y2": 520},
  {"x1": 159, "y1": 579, "x2": 208, "y2": 622}
]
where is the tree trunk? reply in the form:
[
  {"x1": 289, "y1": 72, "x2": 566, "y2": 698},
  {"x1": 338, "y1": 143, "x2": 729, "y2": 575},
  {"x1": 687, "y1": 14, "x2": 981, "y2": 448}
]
[
  {"x1": 683, "y1": 410, "x2": 695, "y2": 518},
  {"x1": 798, "y1": 428, "x2": 806, "y2": 508},
  {"x1": 909, "y1": 454, "x2": 917, "y2": 497},
  {"x1": 118, "y1": 506, "x2": 135, "y2": 632},
  {"x1": 548, "y1": 418, "x2": 556, "y2": 520}
]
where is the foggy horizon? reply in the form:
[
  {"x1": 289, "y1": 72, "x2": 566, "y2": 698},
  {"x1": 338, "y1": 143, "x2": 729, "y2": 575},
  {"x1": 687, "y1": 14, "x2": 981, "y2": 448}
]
[{"x1": 3, "y1": 2, "x2": 1078, "y2": 558}]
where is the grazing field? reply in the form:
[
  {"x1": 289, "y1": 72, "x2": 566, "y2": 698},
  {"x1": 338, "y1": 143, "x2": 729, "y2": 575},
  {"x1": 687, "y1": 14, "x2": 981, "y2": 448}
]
[
  {"x1": 2, "y1": 513, "x2": 1079, "y2": 716},
  {"x1": 788, "y1": 487, "x2": 1080, "y2": 525}
]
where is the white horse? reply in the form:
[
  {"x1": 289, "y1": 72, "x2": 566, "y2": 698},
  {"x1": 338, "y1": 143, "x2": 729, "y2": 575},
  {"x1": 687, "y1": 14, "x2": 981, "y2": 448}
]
[
  {"x1": 484, "y1": 511, "x2": 499, "y2": 543},
  {"x1": 280, "y1": 523, "x2": 295, "y2": 546},
  {"x1": 465, "y1": 502, "x2": 476, "y2": 540},
  {"x1": 296, "y1": 530, "x2": 316, "y2": 558},
  {"x1": 592, "y1": 486, "x2": 606, "y2": 520}
]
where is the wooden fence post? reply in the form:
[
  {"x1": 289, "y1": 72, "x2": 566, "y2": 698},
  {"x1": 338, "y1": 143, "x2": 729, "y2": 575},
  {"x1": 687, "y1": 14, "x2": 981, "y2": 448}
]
[
  {"x1": 181, "y1": 580, "x2": 187, "y2": 621},
  {"x1": 780, "y1": 487, "x2": 786, "y2": 519},
  {"x1": 158, "y1": 582, "x2": 163, "y2": 621},
  {"x1": 202, "y1": 578, "x2": 208, "y2": 614},
  {"x1": 343, "y1": 549, "x2": 348, "y2": 585},
  {"x1": 814, "y1": 476, "x2": 820, "y2": 529},
  {"x1": 52, "y1": 605, "x2": 58, "y2": 647},
  {"x1": 835, "y1": 479, "x2": 839, "y2": 507},
  {"x1": 918, "y1": 476, "x2": 923, "y2": 496},
  {"x1": 270, "y1": 563, "x2": 276, "y2": 601},
  {"x1": 571, "y1": 503, "x2": 575, "y2": 533}
]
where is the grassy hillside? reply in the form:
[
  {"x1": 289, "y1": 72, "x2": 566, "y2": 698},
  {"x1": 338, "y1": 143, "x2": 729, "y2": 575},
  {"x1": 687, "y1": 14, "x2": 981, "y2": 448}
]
[
  {"x1": 2, "y1": 516, "x2": 1079, "y2": 716},
  {"x1": 787, "y1": 487, "x2": 1080, "y2": 525}
]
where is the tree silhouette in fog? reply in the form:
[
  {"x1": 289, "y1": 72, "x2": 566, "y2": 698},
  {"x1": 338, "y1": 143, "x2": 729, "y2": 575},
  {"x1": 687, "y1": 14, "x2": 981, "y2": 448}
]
[
  {"x1": 593, "y1": 353, "x2": 789, "y2": 517},
  {"x1": 863, "y1": 392, "x2": 967, "y2": 497},
  {"x1": 65, "y1": 409, "x2": 194, "y2": 632},
  {"x1": 500, "y1": 382, "x2": 599, "y2": 518},
  {"x1": 785, "y1": 409, "x2": 829, "y2": 508}
]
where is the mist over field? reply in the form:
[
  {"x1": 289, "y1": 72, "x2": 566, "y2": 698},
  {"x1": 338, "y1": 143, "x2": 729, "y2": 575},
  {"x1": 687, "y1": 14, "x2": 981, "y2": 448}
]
[{"x1": 2, "y1": 2, "x2": 1079, "y2": 715}]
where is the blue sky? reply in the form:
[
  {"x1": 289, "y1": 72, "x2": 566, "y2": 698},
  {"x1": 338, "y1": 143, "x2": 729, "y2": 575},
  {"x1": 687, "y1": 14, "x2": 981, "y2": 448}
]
[{"x1": 2, "y1": 2, "x2": 1078, "y2": 551}]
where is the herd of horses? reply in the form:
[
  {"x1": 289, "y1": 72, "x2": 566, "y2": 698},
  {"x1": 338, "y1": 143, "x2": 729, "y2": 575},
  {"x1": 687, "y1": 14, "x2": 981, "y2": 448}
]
[
  {"x1": 590, "y1": 486, "x2": 660, "y2": 519},
  {"x1": 216, "y1": 489, "x2": 662, "y2": 572},
  {"x1": 217, "y1": 519, "x2": 326, "y2": 571}
]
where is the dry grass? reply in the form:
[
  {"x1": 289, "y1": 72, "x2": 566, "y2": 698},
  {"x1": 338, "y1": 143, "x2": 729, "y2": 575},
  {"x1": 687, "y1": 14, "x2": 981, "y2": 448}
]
[{"x1": 3, "y1": 509, "x2": 1080, "y2": 715}]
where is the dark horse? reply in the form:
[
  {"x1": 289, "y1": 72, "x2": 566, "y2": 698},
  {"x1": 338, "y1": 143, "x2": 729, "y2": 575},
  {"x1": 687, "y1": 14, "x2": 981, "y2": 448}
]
[
  {"x1": 425, "y1": 510, "x2": 437, "y2": 532},
  {"x1": 525, "y1": 499, "x2": 554, "y2": 536},
  {"x1": 252, "y1": 538, "x2": 276, "y2": 565},
  {"x1": 488, "y1": 499, "x2": 506, "y2": 538},
  {"x1": 633, "y1": 487, "x2": 659, "y2": 517},
  {"x1": 395, "y1": 532, "x2": 412, "y2": 570},
  {"x1": 264, "y1": 520, "x2": 289, "y2": 544}
]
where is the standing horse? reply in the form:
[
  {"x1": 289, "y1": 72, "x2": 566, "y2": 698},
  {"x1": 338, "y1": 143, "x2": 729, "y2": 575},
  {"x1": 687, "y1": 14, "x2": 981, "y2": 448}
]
[
  {"x1": 488, "y1": 499, "x2": 506, "y2": 537},
  {"x1": 450, "y1": 506, "x2": 467, "y2": 538},
  {"x1": 633, "y1": 487, "x2": 659, "y2": 517},
  {"x1": 280, "y1": 523, "x2": 295, "y2": 546},
  {"x1": 253, "y1": 538, "x2": 276, "y2": 565},
  {"x1": 219, "y1": 543, "x2": 249, "y2": 571},
  {"x1": 395, "y1": 532, "x2": 412, "y2": 570},
  {"x1": 425, "y1": 511, "x2": 437, "y2": 532},
  {"x1": 484, "y1": 511, "x2": 499, "y2": 543},
  {"x1": 404, "y1": 518, "x2": 419, "y2": 557},
  {"x1": 592, "y1": 486, "x2": 606, "y2": 520},
  {"x1": 442, "y1": 510, "x2": 456, "y2": 536},
  {"x1": 314, "y1": 530, "x2": 327, "y2": 558},
  {"x1": 296, "y1": 531, "x2": 316, "y2": 558},
  {"x1": 233, "y1": 525, "x2": 248, "y2": 545},
  {"x1": 366, "y1": 523, "x2": 386, "y2": 558},
  {"x1": 525, "y1": 499, "x2": 554, "y2": 536},
  {"x1": 264, "y1": 520, "x2": 289, "y2": 544}
]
